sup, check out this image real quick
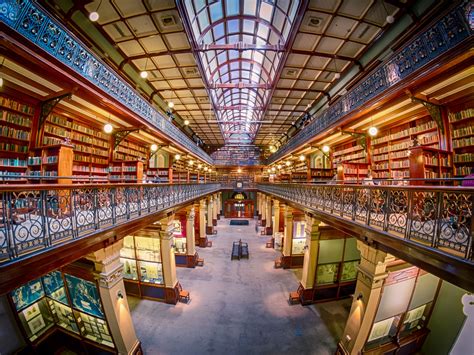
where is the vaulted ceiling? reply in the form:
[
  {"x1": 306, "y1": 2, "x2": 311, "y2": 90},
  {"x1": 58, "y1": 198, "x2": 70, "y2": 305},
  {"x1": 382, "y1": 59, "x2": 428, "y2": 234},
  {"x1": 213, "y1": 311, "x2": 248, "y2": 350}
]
[{"x1": 41, "y1": 0, "x2": 401, "y2": 151}]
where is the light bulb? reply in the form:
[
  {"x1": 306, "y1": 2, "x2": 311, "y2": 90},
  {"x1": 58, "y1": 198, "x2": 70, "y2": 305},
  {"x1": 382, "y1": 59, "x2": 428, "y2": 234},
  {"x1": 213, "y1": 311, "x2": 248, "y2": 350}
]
[
  {"x1": 286, "y1": 161, "x2": 291, "y2": 166},
  {"x1": 198, "y1": 164, "x2": 202, "y2": 169},
  {"x1": 386, "y1": 15, "x2": 395, "y2": 24},
  {"x1": 322, "y1": 145, "x2": 330, "y2": 153},
  {"x1": 103, "y1": 123, "x2": 113, "y2": 134},
  {"x1": 368, "y1": 126, "x2": 378, "y2": 137},
  {"x1": 150, "y1": 144, "x2": 158, "y2": 152},
  {"x1": 271, "y1": 167, "x2": 276, "y2": 172},
  {"x1": 237, "y1": 168, "x2": 242, "y2": 173},
  {"x1": 89, "y1": 11, "x2": 99, "y2": 22},
  {"x1": 277, "y1": 164, "x2": 282, "y2": 169},
  {"x1": 140, "y1": 70, "x2": 148, "y2": 79},
  {"x1": 267, "y1": 169, "x2": 272, "y2": 173},
  {"x1": 334, "y1": 73, "x2": 340, "y2": 79},
  {"x1": 174, "y1": 154, "x2": 181, "y2": 160},
  {"x1": 299, "y1": 154, "x2": 306, "y2": 161},
  {"x1": 204, "y1": 166, "x2": 208, "y2": 171},
  {"x1": 184, "y1": 119, "x2": 190, "y2": 125},
  {"x1": 168, "y1": 101, "x2": 174, "y2": 108},
  {"x1": 0, "y1": 77, "x2": 3, "y2": 87},
  {"x1": 188, "y1": 160, "x2": 194, "y2": 166}
]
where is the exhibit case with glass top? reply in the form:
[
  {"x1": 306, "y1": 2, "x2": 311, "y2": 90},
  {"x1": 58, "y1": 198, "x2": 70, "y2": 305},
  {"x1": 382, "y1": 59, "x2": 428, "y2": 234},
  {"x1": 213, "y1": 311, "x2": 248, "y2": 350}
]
[
  {"x1": 9, "y1": 268, "x2": 116, "y2": 353},
  {"x1": 120, "y1": 231, "x2": 167, "y2": 301}
]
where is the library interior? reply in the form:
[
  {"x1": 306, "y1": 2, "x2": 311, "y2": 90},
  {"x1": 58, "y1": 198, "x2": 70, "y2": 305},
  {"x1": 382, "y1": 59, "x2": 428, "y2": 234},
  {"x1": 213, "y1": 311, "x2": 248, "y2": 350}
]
[{"x1": 0, "y1": 0, "x2": 473, "y2": 354}]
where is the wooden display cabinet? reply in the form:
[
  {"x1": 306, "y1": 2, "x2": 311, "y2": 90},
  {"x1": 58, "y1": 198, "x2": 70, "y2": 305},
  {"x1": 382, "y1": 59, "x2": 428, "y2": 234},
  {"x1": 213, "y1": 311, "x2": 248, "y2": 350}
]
[
  {"x1": 408, "y1": 146, "x2": 452, "y2": 185},
  {"x1": 28, "y1": 144, "x2": 74, "y2": 184}
]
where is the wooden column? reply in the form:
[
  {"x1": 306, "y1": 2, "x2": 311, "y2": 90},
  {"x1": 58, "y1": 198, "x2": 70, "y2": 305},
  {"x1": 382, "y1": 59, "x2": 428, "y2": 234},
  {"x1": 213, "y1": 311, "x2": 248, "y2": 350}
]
[
  {"x1": 217, "y1": 192, "x2": 222, "y2": 219},
  {"x1": 199, "y1": 199, "x2": 208, "y2": 247},
  {"x1": 257, "y1": 192, "x2": 262, "y2": 220},
  {"x1": 261, "y1": 194, "x2": 266, "y2": 225},
  {"x1": 87, "y1": 241, "x2": 142, "y2": 355},
  {"x1": 299, "y1": 214, "x2": 321, "y2": 304},
  {"x1": 185, "y1": 207, "x2": 197, "y2": 267},
  {"x1": 338, "y1": 241, "x2": 394, "y2": 354}
]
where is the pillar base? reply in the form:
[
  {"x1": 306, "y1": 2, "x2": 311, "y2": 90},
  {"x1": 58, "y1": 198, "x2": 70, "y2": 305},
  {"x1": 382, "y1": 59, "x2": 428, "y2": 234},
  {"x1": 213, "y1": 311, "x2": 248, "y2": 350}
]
[
  {"x1": 206, "y1": 226, "x2": 215, "y2": 235},
  {"x1": 199, "y1": 237, "x2": 208, "y2": 247},
  {"x1": 186, "y1": 253, "x2": 198, "y2": 268},
  {"x1": 164, "y1": 284, "x2": 180, "y2": 304},
  {"x1": 212, "y1": 219, "x2": 217, "y2": 226},
  {"x1": 131, "y1": 341, "x2": 143, "y2": 355}
]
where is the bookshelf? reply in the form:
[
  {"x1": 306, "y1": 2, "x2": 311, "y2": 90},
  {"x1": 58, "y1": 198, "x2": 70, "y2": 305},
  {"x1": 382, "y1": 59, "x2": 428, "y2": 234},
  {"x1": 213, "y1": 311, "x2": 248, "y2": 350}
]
[
  {"x1": 41, "y1": 113, "x2": 110, "y2": 183},
  {"x1": 28, "y1": 144, "x2": 74, "y2": 184},
  {"x1": 409, "y1": 146, "x2": 452, "y2": 184},
  {"x1": 333, "y1": 141, "x2": 369, "y2": 182},
  {"x1": 112, "y1": 136, "x2": 148, "y2": 182},
  {"x1": 0, "y1": 95, "x2": 34, "y2": 183},
  {"x1": 449, "y1": 108, "x2": 474, "y2": 176},
  {"x1": 371, "y1": 116, "x2": 441, "y2": 180}
]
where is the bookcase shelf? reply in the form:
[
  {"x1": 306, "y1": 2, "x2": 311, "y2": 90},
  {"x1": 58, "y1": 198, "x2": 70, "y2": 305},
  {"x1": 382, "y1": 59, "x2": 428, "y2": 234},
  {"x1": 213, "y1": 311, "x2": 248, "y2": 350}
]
[{"x1": 449, "y1": 108, "x2": 474, "y2": 176}]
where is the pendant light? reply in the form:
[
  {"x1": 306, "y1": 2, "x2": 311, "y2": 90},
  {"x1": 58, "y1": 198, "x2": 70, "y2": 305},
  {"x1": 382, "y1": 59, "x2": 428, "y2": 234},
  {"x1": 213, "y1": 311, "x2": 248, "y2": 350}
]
[
  {"x1": 89, "y1": 0, "x2": 102, "y2": 22},
  {"x1": 140, "y1": 57, "x2": 149, "y2": 79}
]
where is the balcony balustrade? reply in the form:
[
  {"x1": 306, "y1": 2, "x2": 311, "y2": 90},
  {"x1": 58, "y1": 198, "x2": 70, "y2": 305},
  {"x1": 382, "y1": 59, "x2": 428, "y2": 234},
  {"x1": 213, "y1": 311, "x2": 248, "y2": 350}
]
[
  {"x1": 258, "y1": 183, "x2": 473, "y2": 261},
  {"x1": 0, "y1": 183, "x2": 220, "y2": 263}
]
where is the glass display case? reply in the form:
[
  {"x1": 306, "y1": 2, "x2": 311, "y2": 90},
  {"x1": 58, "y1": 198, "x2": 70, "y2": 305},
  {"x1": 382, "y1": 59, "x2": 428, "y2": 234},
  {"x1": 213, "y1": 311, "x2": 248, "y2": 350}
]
[
  {"x1": 121, "y1": 257, "x2": 138, "y2": 281},
  {"x1": 291, "y1": 221, "x2": 306, "y2": 255},
  {"x1": 172, "y1": 219, "x2": 187, "y2": 254},
  {"x1": 316, "y1": 263, "x2": 340, "y2": 285},
  {"x1": 138, "y1": 260, "x2": 164, "y2": 284},
  {"x1": 120, "y1": 236, "x2": 135, "y2": 259},
  {"x1": 9, "y1": 270, "x2": 115, "y2": 349},
  {"x1": 135, "y1": 236, "x2": 161, "y2": 262}
]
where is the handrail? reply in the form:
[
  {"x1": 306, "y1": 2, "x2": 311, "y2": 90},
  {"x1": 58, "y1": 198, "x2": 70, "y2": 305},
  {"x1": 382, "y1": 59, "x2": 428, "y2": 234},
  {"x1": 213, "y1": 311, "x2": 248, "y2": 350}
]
[
  {"x1": 0, "y1": 183, "x2": 220, "y2": 263},
  {"x1": 258, "y1": 183, "x2": 474, "y2": 261}
]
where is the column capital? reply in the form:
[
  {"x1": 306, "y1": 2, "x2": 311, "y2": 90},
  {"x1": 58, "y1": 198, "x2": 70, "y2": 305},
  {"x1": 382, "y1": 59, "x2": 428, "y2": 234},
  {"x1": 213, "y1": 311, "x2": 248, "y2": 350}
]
[
  {"x1": 87, "y1": 241, "x2": 125, "y2": 289},
  {"x1": 186, "y1": 206, "x2": 195, "y2": 219},
  {"x1": 356, "y1": 240, "x2": 394, "y2": 289},
  {"x1": 199, "y1": 199, "x2": 206, "y2": 207},
  {"x1": 273, "y1": 199, "x2": 280, "y2": 208}
]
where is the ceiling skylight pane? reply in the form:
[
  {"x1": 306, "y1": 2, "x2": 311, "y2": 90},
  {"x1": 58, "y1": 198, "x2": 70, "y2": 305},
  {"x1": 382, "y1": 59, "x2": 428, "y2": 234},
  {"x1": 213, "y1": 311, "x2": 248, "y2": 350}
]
[
  {"x1": 228, "y1": 20, "x2": 239, "y2": 34},
  {"x1": 243, "y1": 20, "x2": 254, "y2": 34},
  {"x1": 260, "y1": 2, "x2": 274, "y2": 22},
  {"x1": 210, "y1": 3, "x2": 223, "y2": 22},
  {"x1": 194, "y1": 0, "x2": 206, "y2": 13},
  {"x1": 226, "y1": 0, "x2": 239, "y2": 16},
  {"x1": 198, "y1": 11, "x2": 209, "y2": 32},
  {"x1": 243, "y1": 0, "x2": 257, "y2": 16}
]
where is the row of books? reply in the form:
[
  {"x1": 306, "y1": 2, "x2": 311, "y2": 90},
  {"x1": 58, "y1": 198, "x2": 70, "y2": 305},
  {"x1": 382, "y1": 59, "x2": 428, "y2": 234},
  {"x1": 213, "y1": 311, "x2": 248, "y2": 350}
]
[
  {"x1": 1, "y1": 110, "x2": 32, "y2": 128},
  {"x1": 0, "y1": 158, "x2": 27, "y2": 167},
  {"x1": 448, "y1": 109, "x2": 474, "y2": 122},
  {"x1": 0, "y1": 96, "x2": 34, "y2": 115},
  {"x1": 0, "y1": 126, "x2": 30, "y2": 141},
  {"x1": 372, "y1": 121, "x2": 436, "y2": 145}
]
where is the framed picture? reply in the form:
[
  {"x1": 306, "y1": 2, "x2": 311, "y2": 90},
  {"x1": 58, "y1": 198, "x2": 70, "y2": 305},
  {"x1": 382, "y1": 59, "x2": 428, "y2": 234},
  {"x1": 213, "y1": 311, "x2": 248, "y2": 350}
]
[
  {"x1": 28, "y1": 314, "x2": 46, "y2": 334},
  {"x1": 368, "y1": 317, "x2": 394, "y2": 342},
  {"x1": 22, "y1": 303, "x2": 41, "y2": 322}
]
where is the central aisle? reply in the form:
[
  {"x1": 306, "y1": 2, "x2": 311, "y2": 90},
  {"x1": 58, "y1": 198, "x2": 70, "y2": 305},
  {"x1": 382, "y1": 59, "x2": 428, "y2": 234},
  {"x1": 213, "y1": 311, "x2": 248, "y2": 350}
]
[{"x1": 129, "y1": 218, "x2": 350, "y2": 354}]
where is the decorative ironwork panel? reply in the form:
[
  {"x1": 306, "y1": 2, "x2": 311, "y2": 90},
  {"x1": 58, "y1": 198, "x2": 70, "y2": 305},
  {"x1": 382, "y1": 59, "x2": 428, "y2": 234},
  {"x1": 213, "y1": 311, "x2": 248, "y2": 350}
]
[{"x1": 387, "y1": 190, "x2": 408, "y2": 235}]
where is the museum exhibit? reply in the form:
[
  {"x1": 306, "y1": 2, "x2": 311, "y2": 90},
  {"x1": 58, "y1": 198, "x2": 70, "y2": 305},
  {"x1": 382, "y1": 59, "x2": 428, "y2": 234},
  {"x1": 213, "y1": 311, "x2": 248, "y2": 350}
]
[{"x1": 0, "y1": 0, "x2": 473, "y2": 354}]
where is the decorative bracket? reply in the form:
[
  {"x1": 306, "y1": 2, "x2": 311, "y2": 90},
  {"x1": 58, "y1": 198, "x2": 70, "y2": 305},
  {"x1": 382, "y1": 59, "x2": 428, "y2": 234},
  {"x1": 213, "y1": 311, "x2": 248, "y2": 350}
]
[
  {"x1": 38, "y1": 92, "x2": 72, "y2": 130},
  {"x1": 341, "y1": 130, "x2": 368, "y2": 151},
  {"x1": 113, "y1": 128, "x2": 140, "y2": 150},
  {"x1": 411, "y1": 97, "x2": 444, "y2": 134}
]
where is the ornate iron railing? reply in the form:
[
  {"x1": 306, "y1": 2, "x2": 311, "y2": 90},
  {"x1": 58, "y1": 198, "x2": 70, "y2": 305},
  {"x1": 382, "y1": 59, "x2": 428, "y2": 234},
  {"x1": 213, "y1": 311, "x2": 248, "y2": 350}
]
[
  {"x1": 0, "y1": 0, "x2": 213, "y2": 165},
  {"x1": 258, "y1": 183, "x2": 473, "y2": 261},
  {"x1": 266, "y1": 1, "x2": 472, "y2": 164},
  {"x1": 0, "y1": 183, "x2": 219, "y2": 263}
]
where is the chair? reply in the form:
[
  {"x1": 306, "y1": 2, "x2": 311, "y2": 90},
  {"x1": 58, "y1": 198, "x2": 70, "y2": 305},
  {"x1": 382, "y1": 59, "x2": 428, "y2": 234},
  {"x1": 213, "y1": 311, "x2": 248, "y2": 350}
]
[
  {"x1": 206, "y1": 240, "x2": 213, "y2": 247},
  {"x1": 196, "y1": 257, "x2": 204, "y2": 267},
  {"x1": 274, "y1": 258, "x2": 282, "y2": 268},
  {"x1": 289, "y1": 291, "x2": 300, "y2": 305},
  {"x1": 177, "y1": 282, "x2": 190, "y2": 303},
  {"x1": 266, "y1": 239, "x2": 274, "y2": 248}
]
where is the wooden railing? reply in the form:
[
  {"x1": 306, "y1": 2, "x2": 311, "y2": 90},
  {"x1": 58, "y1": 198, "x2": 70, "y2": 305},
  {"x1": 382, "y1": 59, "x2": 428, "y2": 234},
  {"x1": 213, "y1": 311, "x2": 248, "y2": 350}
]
[
  {"x1": 258, "y1": 183, "x2": 473, "y2": 261},
  {"x1": 0, "y1": 183, "x2": 220, "y2": 263}
]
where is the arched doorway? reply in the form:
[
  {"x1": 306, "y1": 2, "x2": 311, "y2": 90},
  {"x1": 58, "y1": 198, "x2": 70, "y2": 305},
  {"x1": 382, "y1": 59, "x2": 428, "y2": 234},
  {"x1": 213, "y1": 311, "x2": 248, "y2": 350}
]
[{"x1": 224, "y1": 191, "x2": 254, "y2": 218}]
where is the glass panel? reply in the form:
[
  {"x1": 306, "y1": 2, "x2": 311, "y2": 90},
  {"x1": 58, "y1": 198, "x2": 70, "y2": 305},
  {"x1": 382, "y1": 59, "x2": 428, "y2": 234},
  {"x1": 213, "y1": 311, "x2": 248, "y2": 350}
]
[
  {"x1": 74, "y1": 310, "x2": 114, "y2": 348},
  {"x1": 409, "y1": 273, "x2": 439, "y2": 309},
  {"x1": 318, "y1": 239, "x2": 344, "y2": 264},
  {"x1": 65, "y1": 274, "x2": 104, "y2": 319},
  {"x1": 226, "y1": 0, "x2": 239, "y2": 16},
  {"x1": 138, "y1": 260, "x2": 164, "y2": 284},
  {"x1": 42, "y1": 270, "x2": 66, "y2": 304},
  {"x1": 343, "y1": 238, "x2": 360, "y2": 261},
  {"x1": 174, "y1": 237, "x2": 187, "y2": 254},
  {"x1": 210, "y1": 2, "x2": 223, "y2": 22},
  {"x1": 135, "y1": 236, "x2": 161, "y2": 262},
  {"x1": 18, "y1": 298, "x2": 54, "y2": 341},
  {"x1": 48, "y1": 299, "x2": 79, "y2": 333},
  {"x1": 340, "y1": 260, "x2": 359, "y2": 281},
  {"x1": 11, "y1": 278, "x2": 45, "y2": 311},
  {"x1": 120, "y1": 235, "x2": 135, "y2": 259},
  {"x1": 243, "y1": 0, "x2": 257, "y2": 16},
  {"x1": 121, "y1": 258, "x2": 138, "y2": 280},
  {"x1": 316, "y1": 263, "x2": 340, "y2": 285},
  {"x1": 375, "y1": 278, "x2": 416, "y2": 322}
]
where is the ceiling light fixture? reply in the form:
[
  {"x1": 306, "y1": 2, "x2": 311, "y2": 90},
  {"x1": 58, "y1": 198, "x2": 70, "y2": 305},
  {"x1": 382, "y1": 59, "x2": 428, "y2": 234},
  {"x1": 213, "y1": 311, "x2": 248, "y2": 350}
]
[
  {"x1": 368, "y1": 126, "x2": 378, "y2": 137},
  {"x1": 103, "y1": 123, "x2": 113, "y2": 134},
  {"x1": 322, "y1": 145, "x2": 330, "y2": 153},
  {"x1": 188, "y1": 160, "x2": 194, "y2": 166},
  {"x1": 271, "y1": 167, "x2": 276, "y2": 172},
  {"x1": 198, "y1": 164, "x2": 202, "y2": 169},
  {"x1": 150, "y1": 143, "x2": 158, "y2": 152},
  {"x1": 299, "y1": 154, "x2": 306, "y2": 161},
  {"x1": 286, "y1": 161, "x2": 291, "y2": 166},
  {"x1": 140, "y1": 57, "x2": 149, "y2": 79},
  {"x1": 277, "y1": 164, "x2": 282, "y2": 169},
  {"x1": 237, "y1": 168, "x2": 242, "y2": 173},
  {"x1": 382, "y1": 1, "x2": 395, "y2": 23},
  {"x1": 334, "y1": 59, "x2": 340, "y2": 80},
  {"x1": 168, "y1": 101, "x2": 174, "y2": 109},
  {"x1": 174, "y1": 153, "x2": 181, "y2": 160},
  {"x1": 184, "y1": 119, "x2": 190, "y2": 126},
  {"x1": 0, "y1": 77, "x2": 3, "y2": 88},
  {"x1": 89, "y1": 0, "x2": 102, "y2": 22}
]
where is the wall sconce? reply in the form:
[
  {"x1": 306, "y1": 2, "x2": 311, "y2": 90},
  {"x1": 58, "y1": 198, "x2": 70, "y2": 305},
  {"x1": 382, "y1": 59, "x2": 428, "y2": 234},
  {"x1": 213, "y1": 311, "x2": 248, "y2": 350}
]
[
  {"x1": 117, "y1": 290, "x2": 124, "y2": 300},
  {"x1": 356, "y1": 292, "x2": 363, "y2": 301},
  {"x1": 303, "y1": 245, "x2": 309, "y2": 251}
]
